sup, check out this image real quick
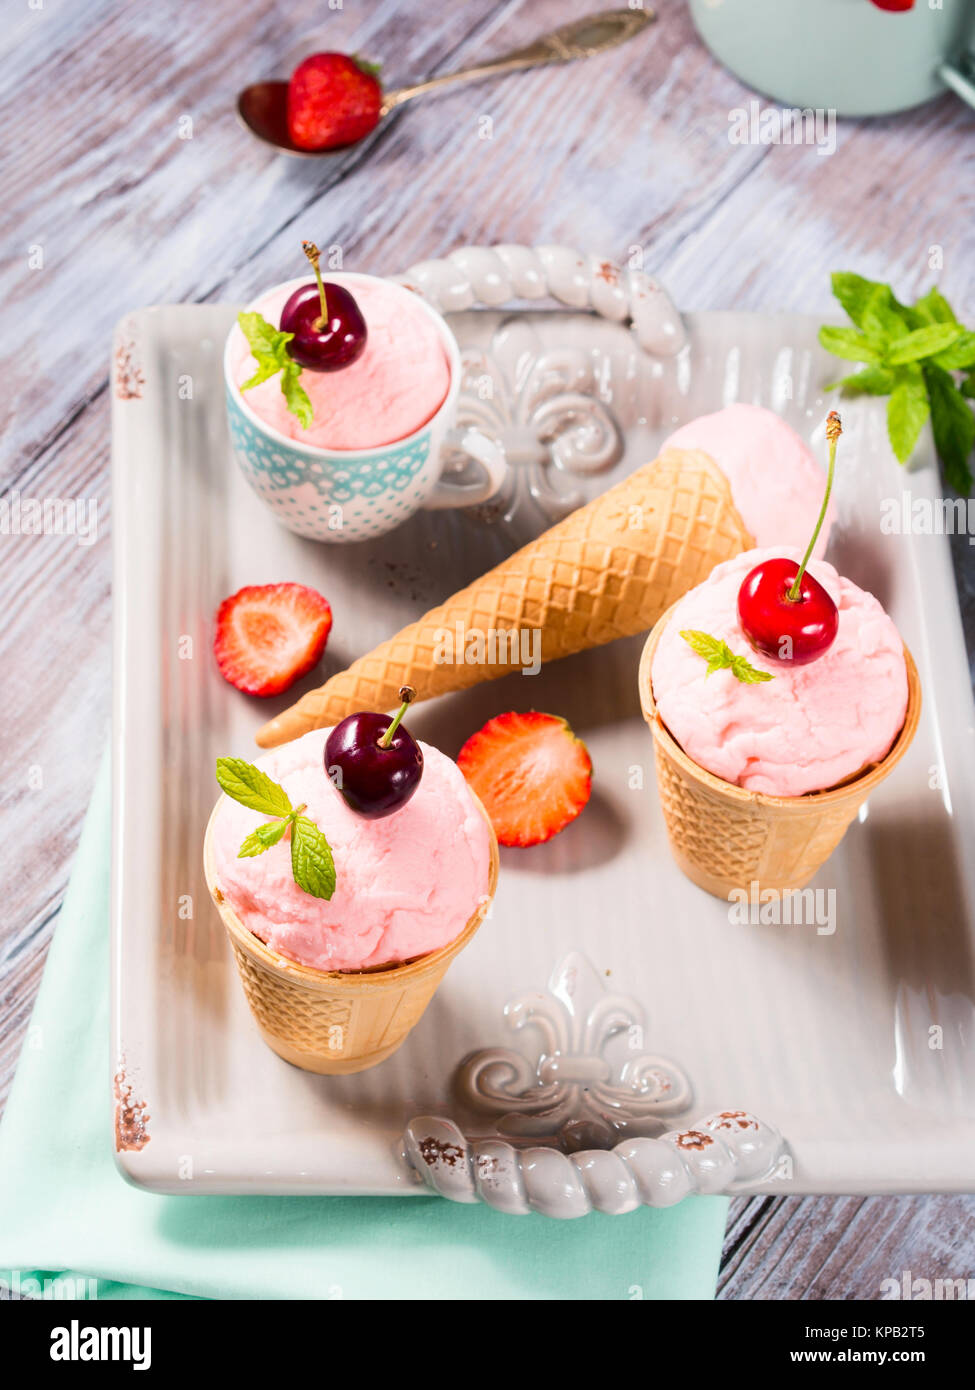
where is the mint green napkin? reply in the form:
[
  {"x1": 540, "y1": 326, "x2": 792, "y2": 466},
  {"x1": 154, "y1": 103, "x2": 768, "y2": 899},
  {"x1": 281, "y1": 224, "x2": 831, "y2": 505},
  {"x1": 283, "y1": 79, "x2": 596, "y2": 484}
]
[{"x1": 0, "y1": 757, "x2": 728, "y2": 1300}]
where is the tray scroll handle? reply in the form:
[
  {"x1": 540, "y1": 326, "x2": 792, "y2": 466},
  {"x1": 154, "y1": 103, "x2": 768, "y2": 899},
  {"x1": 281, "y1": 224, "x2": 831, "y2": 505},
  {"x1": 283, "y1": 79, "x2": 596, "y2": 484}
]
[
  {"x1": 400, "y1": 1109, "x2": 786, "y2": 1218},
  {"x1": 393, "y1": 244, "x2": 686, "y2": 358}
]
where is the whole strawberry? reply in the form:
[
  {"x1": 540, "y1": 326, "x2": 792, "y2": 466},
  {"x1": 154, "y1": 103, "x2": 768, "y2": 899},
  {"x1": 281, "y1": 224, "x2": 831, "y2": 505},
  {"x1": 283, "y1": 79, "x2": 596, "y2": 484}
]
[{"x1": 287, "y1": 53, "x2": 382, "y2": 151}]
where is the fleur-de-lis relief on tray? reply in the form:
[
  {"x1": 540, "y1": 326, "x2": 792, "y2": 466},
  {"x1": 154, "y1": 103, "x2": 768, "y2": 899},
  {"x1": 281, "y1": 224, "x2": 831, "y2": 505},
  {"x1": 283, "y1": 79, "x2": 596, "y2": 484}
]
[
  {"x1": 444, "y1": 320, "x2": 624, "y2": 531},
  {"x1": 455, "y1": 950, "x2": 692, "y2": 1150}
]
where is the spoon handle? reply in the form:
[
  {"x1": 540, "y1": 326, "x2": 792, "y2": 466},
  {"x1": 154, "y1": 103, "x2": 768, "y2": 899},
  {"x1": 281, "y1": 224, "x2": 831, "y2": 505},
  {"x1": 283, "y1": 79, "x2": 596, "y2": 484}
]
[{"x1": 383, "y1": 8, "x2": 656, "y2": 112}]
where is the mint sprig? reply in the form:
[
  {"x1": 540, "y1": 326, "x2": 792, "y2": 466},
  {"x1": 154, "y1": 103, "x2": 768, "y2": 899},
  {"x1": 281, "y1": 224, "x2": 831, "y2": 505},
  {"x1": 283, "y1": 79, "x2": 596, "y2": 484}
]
[
  {"x1": 680, "y1": 630, "x2": 774, "y2": 684},
  {"x1": 819, "y1": 272, "x2": 975, "y2": 493},
  {"x1": 215, "y1": 757, "x2": 335, "y2": 900},
  {"x1": 237, "y1": 311, "x2": 313, "y2": 430}
]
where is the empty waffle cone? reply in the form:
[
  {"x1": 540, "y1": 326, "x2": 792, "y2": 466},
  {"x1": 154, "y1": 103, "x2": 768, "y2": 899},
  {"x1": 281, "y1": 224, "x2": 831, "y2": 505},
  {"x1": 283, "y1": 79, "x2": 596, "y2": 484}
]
[
  {"x1": 256, "y1": 448, "x2": 754, "y2": 747},
  {"x1": 638, "y1": 607, "x2": 922, "y2": 899},
  {"x1": 203, "y1": 794, "x2": 499, "y2": 1074}
]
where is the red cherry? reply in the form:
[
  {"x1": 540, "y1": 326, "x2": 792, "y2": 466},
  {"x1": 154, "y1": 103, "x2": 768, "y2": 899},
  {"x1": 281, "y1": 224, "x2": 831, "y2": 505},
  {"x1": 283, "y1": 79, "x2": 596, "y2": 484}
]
[
  {"x1": 280, "y1": 281, "x2": 367, "y2": 372},
  {"x1": 737, "y1": 409, "x2": 842, "y2": 667},
  {"x1": 737, "y1": 557, "x2": 838, "y2": 665},
  {"x1": 324, "y1": 687, "x2": 422, "y2": 820},
  {"x1": 279, "y1": 240, "x2": 367, "y2": 373},
  {"x1": 868, "y1": 1, "x2": 914, "y2": 11}
]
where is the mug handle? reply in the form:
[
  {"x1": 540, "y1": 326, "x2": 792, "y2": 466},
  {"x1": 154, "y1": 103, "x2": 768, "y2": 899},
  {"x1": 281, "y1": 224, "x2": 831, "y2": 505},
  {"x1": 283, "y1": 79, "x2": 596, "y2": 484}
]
[
  {"x1": 939, "y1": 59, "x2": 975, "y2": 111},
  {"x1": 421, "y1": 427, "x2": 509, "y2": 510}
]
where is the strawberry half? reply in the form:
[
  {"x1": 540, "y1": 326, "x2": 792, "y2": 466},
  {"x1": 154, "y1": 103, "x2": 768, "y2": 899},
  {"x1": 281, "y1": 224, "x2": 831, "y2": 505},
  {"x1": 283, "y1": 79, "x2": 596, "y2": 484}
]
[
  {"x1": 287, "y1": 53, "x2": 382, "y2": 151},
  {"x1": 214, "y1": 583, "x2": 332, "y2": 697},
  {"x1": 457, "y1": 712, "x2": 592, "y2": 848}
]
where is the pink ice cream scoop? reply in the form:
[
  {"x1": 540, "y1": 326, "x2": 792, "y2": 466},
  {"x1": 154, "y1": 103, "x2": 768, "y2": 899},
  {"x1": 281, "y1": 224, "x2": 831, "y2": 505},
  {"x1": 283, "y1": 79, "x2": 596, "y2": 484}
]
[
  {"x1": 663, "y1": 404, "x2": 835, "y2": 556},
  {"x1": 211, "y1": 729, "x2": 492, "y2": 971},
  {"x1": 229, "y1": 275, "x2": 451, "y2": 450},
  {"x1": 649, "y1": 548, "x2": 909, "y2": 797}
]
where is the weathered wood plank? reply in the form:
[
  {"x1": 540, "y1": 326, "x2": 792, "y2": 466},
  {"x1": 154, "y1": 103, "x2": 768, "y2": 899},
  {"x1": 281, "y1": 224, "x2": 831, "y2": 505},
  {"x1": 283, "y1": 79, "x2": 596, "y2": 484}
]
[{"x1": 721, "y1": 1193, "x2": 975, "y2": 1300}]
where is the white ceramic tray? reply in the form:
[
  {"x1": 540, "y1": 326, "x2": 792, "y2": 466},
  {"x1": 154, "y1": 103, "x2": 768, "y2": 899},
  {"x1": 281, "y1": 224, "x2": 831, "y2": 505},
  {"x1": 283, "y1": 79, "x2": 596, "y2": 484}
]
[{"x1": 111, "y1": 274, "x2": 975, "y2": 1209}]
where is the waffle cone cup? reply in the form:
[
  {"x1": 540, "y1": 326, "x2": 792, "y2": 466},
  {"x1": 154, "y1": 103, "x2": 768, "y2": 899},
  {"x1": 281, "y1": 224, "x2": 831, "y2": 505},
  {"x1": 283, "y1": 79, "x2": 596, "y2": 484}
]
[
  {"x1": 256, "y1": 448, "x2": 754, "y2": 747},
  {"x1": 639, "y1": 607, "x2": 922, "y2": 899},
  {"x1": 203, "y1": 794, "x2": 500, "y2": 1074}
]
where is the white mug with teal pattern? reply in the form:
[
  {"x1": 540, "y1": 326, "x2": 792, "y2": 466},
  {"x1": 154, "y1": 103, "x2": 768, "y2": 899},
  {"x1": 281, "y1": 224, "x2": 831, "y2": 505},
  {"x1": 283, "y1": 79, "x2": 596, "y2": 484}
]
[{"x1": 224, "y1": 274, "x2": 508, "y2": 544}]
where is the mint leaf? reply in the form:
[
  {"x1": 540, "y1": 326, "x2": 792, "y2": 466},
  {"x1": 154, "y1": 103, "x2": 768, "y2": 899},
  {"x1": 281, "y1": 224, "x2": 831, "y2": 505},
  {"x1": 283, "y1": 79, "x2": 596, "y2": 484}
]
[
  {"x1": 826, "y1": 366, "x2": 895, "y2": 396},
  {"x1": 241, "y1": 357, "x2": 289, "y2": 390},
  {"x1": 730, "y1": 654, "x2": 775, "y2": 684},
  {"x1": 962, "y1": 371, "x2": 975, "y2": 401},
  {"x1": 238, "y1": 311, "x2": 290, "y2": 359},
  {"x1": 680, "y1": 630, "x2": 774, "y2": 683},
  {"x1": 818, "y1": 326, "x2": 881, "y2": 364},
  {"x1": 238, "y1": 817, "x2": 290, "y2": 858},
  {"x1": 830, "y1": 273, "x2": 887, "y2": 330},
  {"x1": 886, "y1": 323, "x2": 962, "y2": 366},
  {"x1": 680, "y1": 628, "x2": 731, "y2": 675},
  {"x1": 237, "y1": 311, "x2": 313, "y2": 428},
  {"x1": 887, "y1": 369, "x2": 930, "y2": 464},
  {"x1": 933, "y1": 331, "x2": 975, "y2": 371},
  {"x1": 290, "y1": 815, "x2": 336, "y2": 900},
  {"x1": 281, "y1": 359, "x2": 313, "y2": 431},
  {"x1": 924, "y1": 364, "x2": 975, "y2": 495},
  {"x1": 216, "y1": 757, "x2": 293, "y2": 817},
  {"x1": 861, "y1": 288, "x2": 911, "y2": 346},
  {"x1": 909, "y1": 286, "x2": 958, "y2": 327}
]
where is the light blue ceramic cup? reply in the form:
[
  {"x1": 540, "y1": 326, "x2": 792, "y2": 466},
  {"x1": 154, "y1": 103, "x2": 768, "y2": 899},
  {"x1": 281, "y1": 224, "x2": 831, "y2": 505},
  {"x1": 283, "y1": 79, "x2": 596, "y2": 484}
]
[
  {"x1": 224, "y1": 274, "x2": 507, "y2": 544},
  {"x1": 690, "y1": 0, "x2": 975, "y2": 117}
]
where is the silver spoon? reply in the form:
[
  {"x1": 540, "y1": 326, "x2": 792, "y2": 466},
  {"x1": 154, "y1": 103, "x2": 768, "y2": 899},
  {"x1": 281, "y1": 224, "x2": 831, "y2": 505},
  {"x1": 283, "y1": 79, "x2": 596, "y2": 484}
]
[{"x1": 238, "y1": 8, "x2": 656, "y2": 157}]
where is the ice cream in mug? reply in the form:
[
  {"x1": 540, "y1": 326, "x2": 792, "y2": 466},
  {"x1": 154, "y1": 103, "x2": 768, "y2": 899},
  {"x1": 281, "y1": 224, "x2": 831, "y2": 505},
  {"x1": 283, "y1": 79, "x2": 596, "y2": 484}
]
[
  {"x1": 229, "y1": 276, "x2": 452, "y2": 450},
  {"x1": 223, "y1": 257, "x2": 511, "y2": 544}
]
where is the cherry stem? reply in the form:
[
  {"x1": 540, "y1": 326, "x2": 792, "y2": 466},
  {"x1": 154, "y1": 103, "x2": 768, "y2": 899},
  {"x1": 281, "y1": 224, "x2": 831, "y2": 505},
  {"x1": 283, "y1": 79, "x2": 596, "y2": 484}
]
[
  {"x1": 302, "y1": 241, "x2": 329, "y2": 331},
  {"x1": 378, "y1": 685, "x2": 416, "y2": 749},
  {"x1": 788, "y1": 410, "x2": 842, "y2": 603}
]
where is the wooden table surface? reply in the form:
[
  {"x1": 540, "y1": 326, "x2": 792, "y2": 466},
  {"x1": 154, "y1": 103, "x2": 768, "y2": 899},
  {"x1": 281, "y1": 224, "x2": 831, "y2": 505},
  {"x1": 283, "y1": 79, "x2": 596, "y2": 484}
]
[{"x1": 2, "y1": 0, "x2": 974, "y2": 1299}]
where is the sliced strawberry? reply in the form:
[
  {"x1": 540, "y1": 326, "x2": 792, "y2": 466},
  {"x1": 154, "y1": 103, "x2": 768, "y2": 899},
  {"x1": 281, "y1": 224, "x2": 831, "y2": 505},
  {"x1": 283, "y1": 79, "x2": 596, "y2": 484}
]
[
  {"x1": 214, "y1": 584, "x2": 332, "y2": 697},
  {"x1": 287, "y1": 53, "x2": 382, "y2": 152},
  {"x1": 457, "y1": 712, "x2": 592, "y2": 848}
]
